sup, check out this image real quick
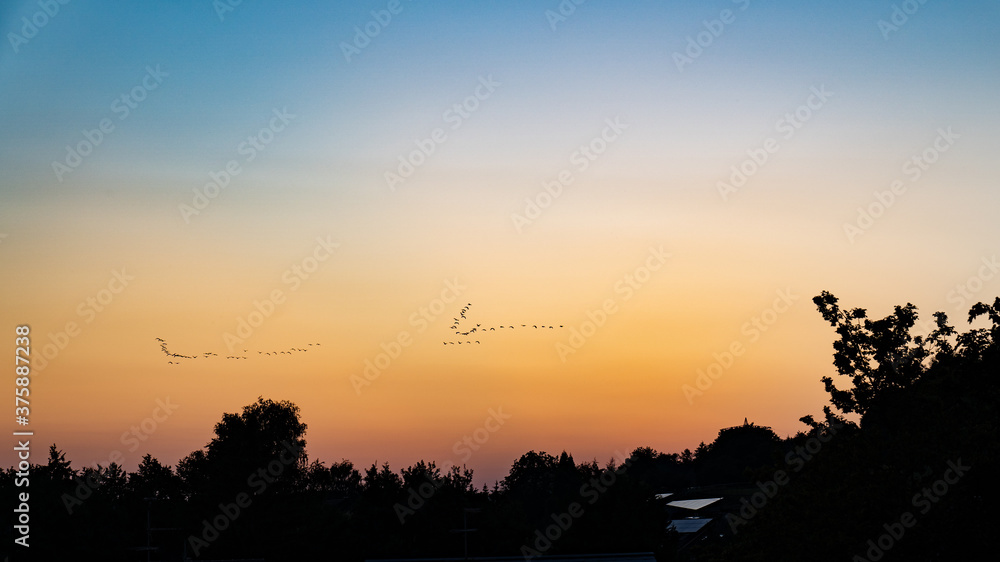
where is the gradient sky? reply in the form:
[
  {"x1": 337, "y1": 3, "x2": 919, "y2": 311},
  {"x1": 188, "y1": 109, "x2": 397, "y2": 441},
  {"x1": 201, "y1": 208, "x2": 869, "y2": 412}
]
[{"x1": 2, "y1": 0, "x2": 998, "y2": 485}]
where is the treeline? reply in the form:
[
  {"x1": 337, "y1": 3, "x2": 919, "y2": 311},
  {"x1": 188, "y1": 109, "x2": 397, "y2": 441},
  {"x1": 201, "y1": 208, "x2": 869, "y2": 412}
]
[
  {"x1": 694, "y1": 294, "x2": 1000, "y2": 561},
  {"x1": 4, "y1": 408, "x2": 774, "y2": 560},
  {"x1": 3, "y1": 294, "x2": 998, "y2": 561}
]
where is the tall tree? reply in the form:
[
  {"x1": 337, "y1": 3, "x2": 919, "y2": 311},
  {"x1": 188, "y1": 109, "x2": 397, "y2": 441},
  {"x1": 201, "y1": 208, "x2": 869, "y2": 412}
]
[
  {"x1": 181, "y1": 397, "x2": 308, "y2": 501},
  {"x1": 812, "y1": 291, "x2": 928, "y2": 420}
]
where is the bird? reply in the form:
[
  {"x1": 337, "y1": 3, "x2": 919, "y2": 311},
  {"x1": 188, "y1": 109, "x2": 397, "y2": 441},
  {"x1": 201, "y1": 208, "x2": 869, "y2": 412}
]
[{"x1": 490, "y1": 327, "x2": 495, "y2": 331}]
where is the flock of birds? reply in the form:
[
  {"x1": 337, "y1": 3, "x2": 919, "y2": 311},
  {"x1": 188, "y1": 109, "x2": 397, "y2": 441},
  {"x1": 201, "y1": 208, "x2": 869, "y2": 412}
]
[
  {"x1": 155, "y1": 302, "x2": 560, "y2": 362},
  {"x1": 443, "y1": 303, "x2": 564, "y2": 345},
  {"x1": 156, "y1": 337, "x2": 321, "y2": 365}
]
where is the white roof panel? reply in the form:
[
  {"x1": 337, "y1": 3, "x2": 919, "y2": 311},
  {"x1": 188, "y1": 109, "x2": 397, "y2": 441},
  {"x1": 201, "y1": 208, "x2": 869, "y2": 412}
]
[{"x1": 667, "y1": 497, "x2": 722, "y2": 511}]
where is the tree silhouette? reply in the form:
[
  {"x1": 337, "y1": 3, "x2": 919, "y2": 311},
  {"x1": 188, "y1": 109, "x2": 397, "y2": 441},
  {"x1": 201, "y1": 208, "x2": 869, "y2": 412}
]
[
  {"x1": 4, "y1": 297, "x2": 997, "y2": 560},
  {"x1": 180, "y1": 396, "x2": 307, "y2": 502},
  {"x1": 695, "y1": 421, "x2": 783, "y2": 483},
  {"x1": 703, "y1": 294, "x2": 1000, "y2": 561},
  {"x1": 812, "y1": 291, "x2": 928, "y2": 419},
  {"x1": 129, "y1": 454, "x2": 182, "y2": 500}
]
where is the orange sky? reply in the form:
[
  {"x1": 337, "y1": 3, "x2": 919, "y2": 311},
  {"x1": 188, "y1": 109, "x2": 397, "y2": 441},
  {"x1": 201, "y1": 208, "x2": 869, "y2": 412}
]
[{"x1": 3, "y1": 1, "x2": 999, "y2": 486}]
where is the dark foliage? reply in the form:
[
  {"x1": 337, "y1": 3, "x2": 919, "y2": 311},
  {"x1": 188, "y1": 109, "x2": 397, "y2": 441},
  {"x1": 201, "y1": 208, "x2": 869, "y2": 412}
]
[{"x1": 3, "y1": 296, "x2": 997, "y2": 561}]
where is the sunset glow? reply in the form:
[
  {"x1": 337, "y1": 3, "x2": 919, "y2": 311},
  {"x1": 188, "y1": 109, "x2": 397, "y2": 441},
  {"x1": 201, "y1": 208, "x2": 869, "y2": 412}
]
[{"x1": 2, "y1": 0, "x2": 998, "y2": 491}]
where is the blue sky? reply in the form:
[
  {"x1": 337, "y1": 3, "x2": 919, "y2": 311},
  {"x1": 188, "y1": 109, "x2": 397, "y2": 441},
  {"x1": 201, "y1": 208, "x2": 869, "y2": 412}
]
[{"x1": 2, "y1": 0, "x2": 999, "y2": 481}]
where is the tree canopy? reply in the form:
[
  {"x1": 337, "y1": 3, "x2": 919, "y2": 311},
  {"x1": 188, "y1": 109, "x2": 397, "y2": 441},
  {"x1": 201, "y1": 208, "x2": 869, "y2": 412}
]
[{"x1": 3, "y1": 294, "x2": 997, "y2": 560}]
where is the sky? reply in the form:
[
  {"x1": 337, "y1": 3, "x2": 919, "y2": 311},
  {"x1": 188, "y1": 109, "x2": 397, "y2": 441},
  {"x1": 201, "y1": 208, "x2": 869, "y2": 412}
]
[{"x1": 1, "y1": 0, "x2": 999, "y2": 486}]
